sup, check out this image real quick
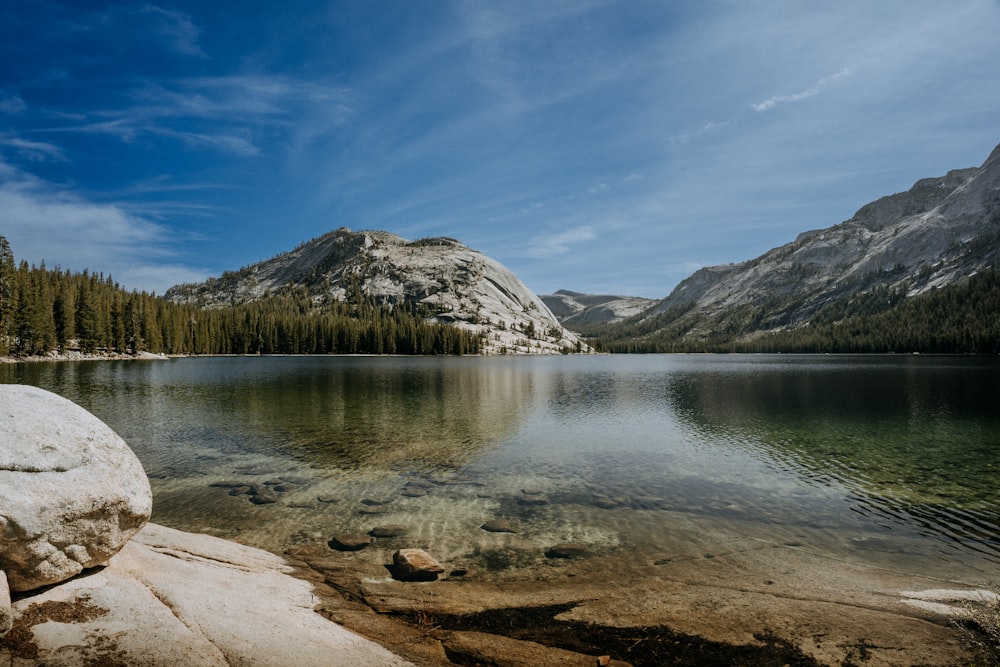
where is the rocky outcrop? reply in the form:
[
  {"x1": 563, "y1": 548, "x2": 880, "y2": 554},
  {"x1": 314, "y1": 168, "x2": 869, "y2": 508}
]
[
  {"x1": 641, "y1": 141, "x2": 1000, "y2": 341},
  {"x1": 0, "y1": 385, "x2": 152, "y2": 592},
  {"x1": 165, "y1": 228, "x2": 589, "y2": 354},
  {"x1": 540, "y1": 290, "x2": 657, "y2": 326},
  {"x1": 2, "y1": 523, "x2": 413, "y2": 666}
]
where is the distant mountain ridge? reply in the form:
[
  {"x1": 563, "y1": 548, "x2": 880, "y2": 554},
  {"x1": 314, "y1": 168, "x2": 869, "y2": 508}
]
[
  {"x1": 540, "y1": 290, "x2": 657, "y2": 326},
  {"x1": 165, "y1": 228, "x2": 587, "y2": 354},
  {"x1": 622, "y1": 142, "x2": 1000, "y2": 346}
]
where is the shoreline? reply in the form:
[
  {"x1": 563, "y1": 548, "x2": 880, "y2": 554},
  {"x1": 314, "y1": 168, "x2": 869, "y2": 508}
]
[
  {"x1": 0, "y1": 351, "x2": 172, "y2": 364},
  {"x1": 279, "y1": 532, "x2": 996, "y2": 666}
]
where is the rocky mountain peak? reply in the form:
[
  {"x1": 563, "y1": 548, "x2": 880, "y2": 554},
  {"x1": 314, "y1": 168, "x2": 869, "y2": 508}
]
[
  {"x1": 165, "y1": 228, "x2": 588, "y2": 355},
  {"x1": 643, "y1": 141, "x2": 1000, "y2": 341}
]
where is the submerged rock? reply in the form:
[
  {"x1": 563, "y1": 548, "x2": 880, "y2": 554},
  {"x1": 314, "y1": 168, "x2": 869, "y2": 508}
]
[
  {"x1": 329, "y1": 534, "x2": 374, "y2": 551},
  {"x1": 392, "y1": 549, "x2": 445, "y2": 582},
  {"x1": 209, "y1": 480, "x2": 251, "y2": 489},
  {"x1": 249, "y1": 489, "x2": 278, "y2": 505},
  {"x1": 592, "y1": 496, "x2": 624, "y2": 509},
  {"x1": 481, "y1": 519, "x2": 520, "y2": 534},
  {"x1": 359, "y1": 506, "x2": 392, "y2": 516},
  {"x1": 545, "y1": 543, "x2": 589, "y2": 559},
  {"x1": 0, "y1": 385, "x2": 152, "y2": 592},
  {"x1": 369, "y1": 525, "x2": 410, "y2": 539},
  {"x1": 518, "y1": 491, "x2": 550, "y2": 506}
]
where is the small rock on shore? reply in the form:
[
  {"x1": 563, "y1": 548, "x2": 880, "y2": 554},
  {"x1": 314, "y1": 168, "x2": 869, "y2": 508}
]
[{"x1": 392, "y1": 549, "x2": 445, "y2": 582}]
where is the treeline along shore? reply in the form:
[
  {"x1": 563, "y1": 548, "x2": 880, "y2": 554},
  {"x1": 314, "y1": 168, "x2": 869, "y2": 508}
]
[
  {"x1": 0, "y1": 236, "x2": 480, "y2": 358},
  {"x1": 583, "y1": 263, "x2": 1000, "y2": 355}
]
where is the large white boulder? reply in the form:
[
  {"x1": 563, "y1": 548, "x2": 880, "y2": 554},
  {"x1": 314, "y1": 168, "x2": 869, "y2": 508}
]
[{"x1": 0, "y1": 385, "x2": 152, "y2": 592}]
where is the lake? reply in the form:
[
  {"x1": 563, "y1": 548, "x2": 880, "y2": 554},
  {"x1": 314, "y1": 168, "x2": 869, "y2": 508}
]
[{"x1": 3, "y1": 354, "x2": 998, "y2": 585}]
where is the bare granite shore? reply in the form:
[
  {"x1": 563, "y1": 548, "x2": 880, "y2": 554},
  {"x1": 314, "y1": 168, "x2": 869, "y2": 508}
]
[
  {"x1": 2, "y1": 523, "x2": 414, "y2": 666},
  {"x1": 280, "y1": 527, "x2": 998, "y2": 666}
]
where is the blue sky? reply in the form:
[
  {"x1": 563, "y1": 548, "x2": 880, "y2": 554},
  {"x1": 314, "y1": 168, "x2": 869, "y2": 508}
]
[{"x1": 1, "y1": 1, "x2": 999, "y2": 298}]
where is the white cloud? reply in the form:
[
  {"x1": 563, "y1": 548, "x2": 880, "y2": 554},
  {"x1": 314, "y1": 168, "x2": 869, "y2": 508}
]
[
  {"x1": 670, "y1": 120, "x2": 731, "y2": 145},
  {"x1": 140, "y1": 5, "x2": 206, "y2": 58},
  {"x1": 523, "y1": 226, "x2": 597, "y2": 259},
  {"x1": 0, "y1": 134, "x2": 66, "y2": 162},
  {"x1": 0, "y1": 164, "x2": 205, "y2": 293},
  {"x1": 752, "y1": 67, "x2": 854, "y2": 112},
  {"x1": 40, "y1": 75, "x2": 352, "y2": 159},
  {"x1": 154, "y1": 128, "x2": 260, "y2": 156},
  {"x1": 0, "y1": 96, "x2": 27, "y2": 115}
]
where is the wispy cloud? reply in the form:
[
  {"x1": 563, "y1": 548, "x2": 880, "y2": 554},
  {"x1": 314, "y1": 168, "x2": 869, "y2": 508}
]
[
  {"x1": 670, "y1": 120, "x2": 731, "y2": 145},
  {"x1": 0, "y1": 134, "x2": 66, "y2": 161},
  {"x1": 140, "y1": 5, "x2": 206, "y2": 58},
  {"x1": 523, "y1": 226, "x2": 597, "y2": 259},
  {"x1": 0, "y1": 162, "x2": 206, "y2": 293},
  {"x1": 154, "y1": 127, "x2": 260, "y2": 156},
  {"x1": 38, "y1": 75, "x2": 352, "y2": 158},
  {"x1": 0, "y1": 95, "x2": 27, "y2": 114},
  {"x1": 751, "y1": 67, "x2": 854, "y2": 112}
]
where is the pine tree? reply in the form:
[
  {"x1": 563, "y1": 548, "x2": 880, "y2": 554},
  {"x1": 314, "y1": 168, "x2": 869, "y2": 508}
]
[{"x1": 0, "y1": 236, "x2": 15, "y2": 356}]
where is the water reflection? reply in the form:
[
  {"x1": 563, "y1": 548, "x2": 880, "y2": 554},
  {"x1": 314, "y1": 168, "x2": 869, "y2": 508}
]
[
  {"x1": 667, "y1": 355, "x2": 1000, "y2": 560},
  {"x1": 3, "y1": 354, "x2": 998, "y2": 569},
  {"x1": 0, "y1": 357, "x2": 530, "y2": 474}
]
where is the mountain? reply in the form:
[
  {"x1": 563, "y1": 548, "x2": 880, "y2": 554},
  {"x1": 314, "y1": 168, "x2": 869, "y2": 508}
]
[
  {"x1": 540, "y1": 290, "x2": 657, "y2": 326},
  {"x1": 611, "y1": 142, "x2": 1000, "y2": 349},
  {"x1": 164, "y1": 228, "x2": 588, "y2": 355}
]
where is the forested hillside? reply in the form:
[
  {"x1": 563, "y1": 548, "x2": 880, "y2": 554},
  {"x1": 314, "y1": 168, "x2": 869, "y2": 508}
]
[
  {"x1": 165, "y1": 227, "x2": 586, "y2": 355},
  {"x1": 594, "y1": 262, "x2": 1000, "y2": 353},
  {"x1": 0, "y1": 236, "x2": 479, "y2": 358}
]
